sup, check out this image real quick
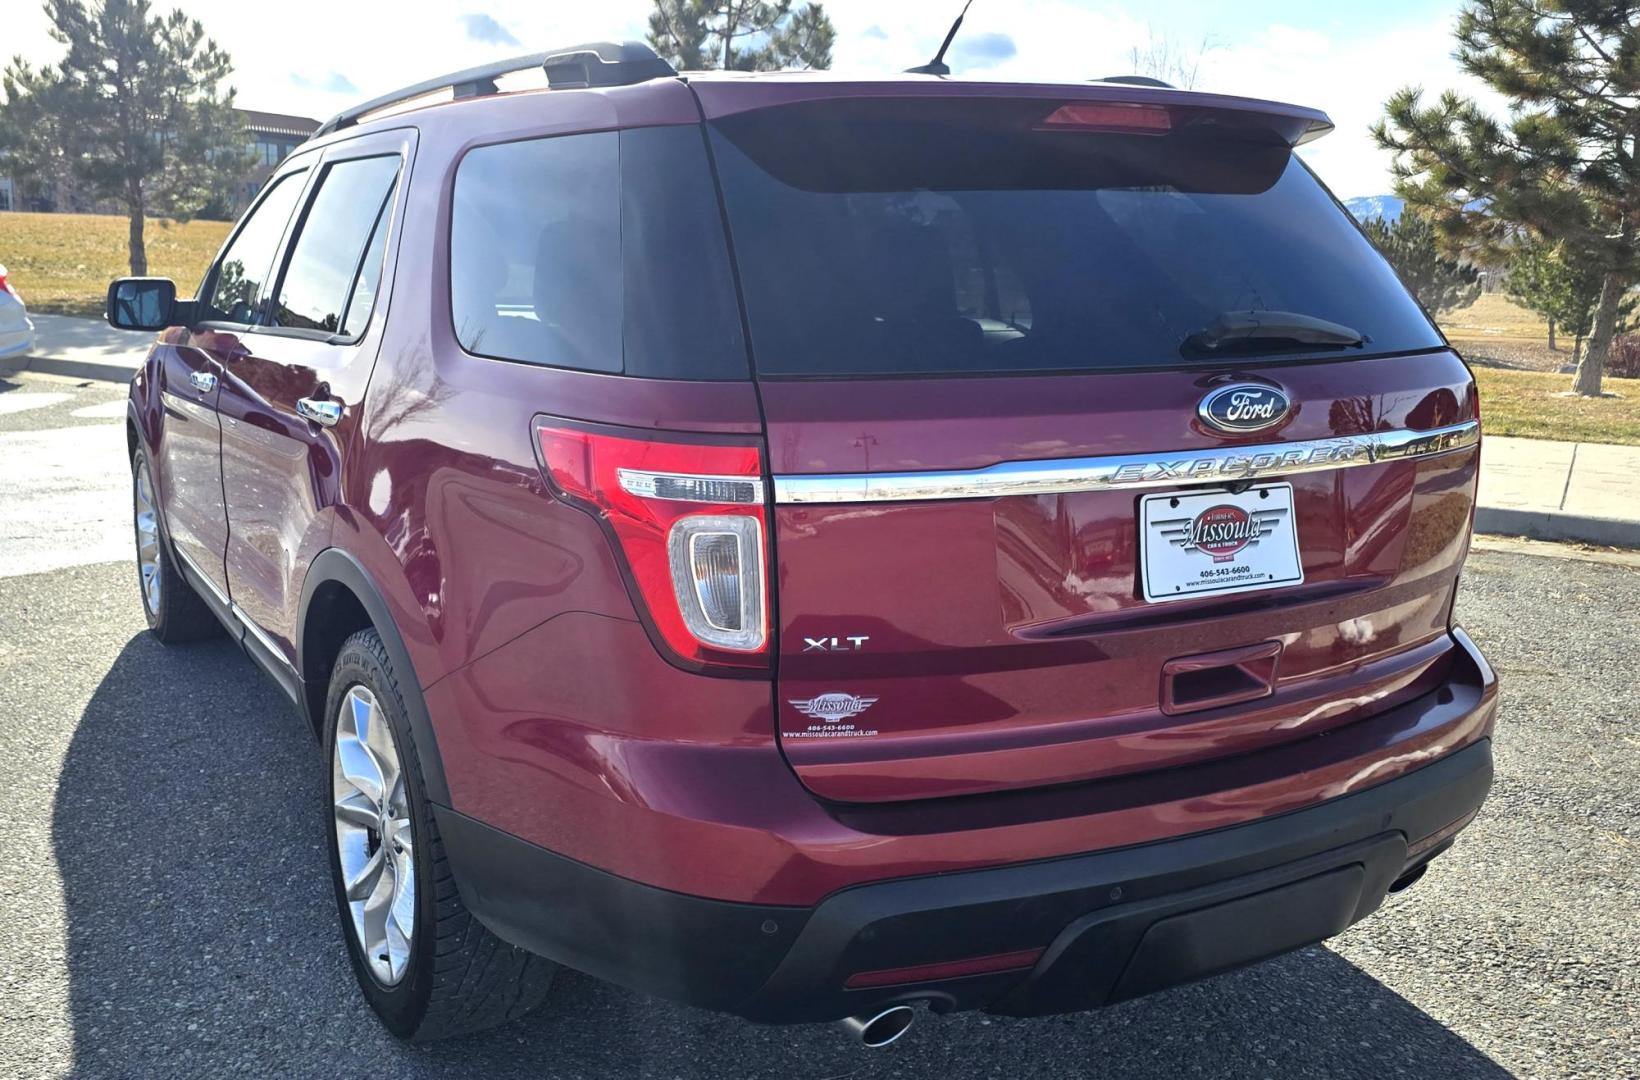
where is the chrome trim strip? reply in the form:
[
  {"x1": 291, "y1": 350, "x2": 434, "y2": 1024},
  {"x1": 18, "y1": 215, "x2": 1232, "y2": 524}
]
[
  {"x1": 772, "y1": 420, "x2": 1479, "y2": 505},
  {"x1": 171, "y1": 543, "x2": 231, "y2": 607},
  {"x1": 233, "y1": 602, "x2": 296, "y2": 671},
  {"x1": 616, "y1": 468, "x2": 765, "y2": 504},
  {"x1": 168, "y1": 545, "x2": 298, "y2": 672}
]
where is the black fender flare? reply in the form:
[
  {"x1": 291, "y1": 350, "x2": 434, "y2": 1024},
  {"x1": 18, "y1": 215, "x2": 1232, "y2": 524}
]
[{"x1": 297, "y1": 548, "x2": 451, "y2": 806}]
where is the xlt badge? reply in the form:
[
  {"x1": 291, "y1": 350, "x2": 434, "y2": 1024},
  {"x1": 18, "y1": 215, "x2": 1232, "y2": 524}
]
[{"x1": 803, "y1": 635, "x2": 869, "y2": 652}]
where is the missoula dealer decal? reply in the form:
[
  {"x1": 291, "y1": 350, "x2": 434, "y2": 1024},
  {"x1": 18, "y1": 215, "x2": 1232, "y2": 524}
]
[
  {"x1": 1186, "y1": 503, "x2": 1264, "y2": 562},
  {"x1": 785, "y1": 692, "x2": 879, "y2": 738}
]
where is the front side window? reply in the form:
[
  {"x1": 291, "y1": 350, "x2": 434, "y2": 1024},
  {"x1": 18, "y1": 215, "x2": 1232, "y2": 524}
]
[
  {"x1": 205, "y1": 170, "x2": 307, "y2": 325},
  {"x1": 271, "y1": 154, "x2": 401, "y2": 335}
]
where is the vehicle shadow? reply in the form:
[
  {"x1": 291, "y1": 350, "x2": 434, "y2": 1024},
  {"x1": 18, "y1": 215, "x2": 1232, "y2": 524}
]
[{"x1": 54, "y1": 633, "x2": 1518, "y2": 1079}]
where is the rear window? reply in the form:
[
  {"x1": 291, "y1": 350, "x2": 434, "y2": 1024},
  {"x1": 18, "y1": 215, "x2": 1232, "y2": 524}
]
[
  {"x1": 708, "y1": 98, "x2": 1443, "y2": 378},
  {"x1": 272, "y1": 154, "x2": 400, "y2": 336},
  {"x1": 450, "y1": 126, "x2": 747, "y2": 380}
]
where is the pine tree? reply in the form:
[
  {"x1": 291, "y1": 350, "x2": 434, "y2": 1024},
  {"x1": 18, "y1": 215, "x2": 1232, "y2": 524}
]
[
  {"x1": 0, "y1": 0, "x2": 252, "y2": 275},
  {"x1": 1372, "y1": 1, "x2": 1640, "y2": 396},
  {"x1": 647, "y1": 1, "x2": 835, "y2": 72},
  {"x1": 1360, "y1": 213, "x2": 1483, "y2": 315},
  {"x1": 1506, "y1": 241, "x2": 1636, "y2": 363}
]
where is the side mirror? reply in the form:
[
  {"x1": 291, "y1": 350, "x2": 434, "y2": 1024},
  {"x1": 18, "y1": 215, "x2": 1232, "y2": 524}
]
[{"x1": 106, "y1": 277, "x2": 190, "y2": 331}]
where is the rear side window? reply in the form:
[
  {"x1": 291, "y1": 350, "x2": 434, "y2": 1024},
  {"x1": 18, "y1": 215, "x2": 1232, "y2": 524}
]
[
  {"x1": 341, "y1": 194, "x2": 393, "y2": 338},
  {"x1": 709, "y1": 98, "x2": 1444, "y2": 378},
  {"x1": 272, "y1": 154, "x2": 401, "y2": 335},
  {"x1": 450, "y1": 127, "x2": 747, "y2": 379},
  {"x1": 204, "y1": 170, "x2": 306, "y2": 324},
  {"x1": 452, "y1": 132, "x2": 621, "y2": 373}
]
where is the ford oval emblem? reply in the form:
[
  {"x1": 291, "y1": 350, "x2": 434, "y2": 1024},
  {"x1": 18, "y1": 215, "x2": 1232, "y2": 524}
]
[{"x1": 1198, "y1": 384, "x2": 1292, "y2": 434}]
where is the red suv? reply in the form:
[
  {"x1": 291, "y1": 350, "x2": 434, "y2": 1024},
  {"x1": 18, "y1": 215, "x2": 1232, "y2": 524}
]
[{"x1": 108, "y1": 42, "x2": 1497, "y2": 1048}]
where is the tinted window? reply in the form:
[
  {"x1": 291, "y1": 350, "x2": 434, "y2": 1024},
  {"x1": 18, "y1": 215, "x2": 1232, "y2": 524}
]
[
  {"x1": 340, "y1": 195, "x2": 392, "y2": 338},
  {"x1": 205, "y1": 171, "x2": 306, "y2": 324},
  {"x1": 709, "y1": 99, "x2": 1444, "y2": 377},
  {"x1": 619, "y1": 126, "x2": 747, "y2": 379},
  {"x1": 450, "y1": 127, "x2": 747, "y2": 379},
  {"x1": 272, "y1": 155, "x2": 400, "y2": 335},
  {"x1": 452, "y1": 133, "x2": 622, "y2": 373}
]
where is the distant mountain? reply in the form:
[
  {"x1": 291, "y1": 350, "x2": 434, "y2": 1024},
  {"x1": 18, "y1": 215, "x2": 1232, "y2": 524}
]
[{"x1": 1344, "y1": 194, "x2": 1404, "y2": 223}]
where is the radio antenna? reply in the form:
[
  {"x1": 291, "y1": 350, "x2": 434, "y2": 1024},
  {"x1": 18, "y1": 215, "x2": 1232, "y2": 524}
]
[{"x1": 905, "y1": 0, "x2": 976, "y2": 76}]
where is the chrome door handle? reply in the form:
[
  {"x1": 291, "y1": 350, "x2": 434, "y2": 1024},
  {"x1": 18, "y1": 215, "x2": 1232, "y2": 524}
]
[
  {"x1": 188, "y1": 370, "x2": 217, "y2": 393},
  {"x1": 297, "y1": 397, "x2": 343, "y2": 427}
]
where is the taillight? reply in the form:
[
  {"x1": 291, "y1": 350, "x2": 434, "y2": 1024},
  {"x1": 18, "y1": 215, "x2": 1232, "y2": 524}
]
[
  {"x1": 1036, "y1": 101, "x2": 1173, "y2": 134},
  {"x1": 534, "y1": 418, "x2": 769, "y2": 670},
  {"x1": 0, "y1": 264, "x2": 17, "y2": 301}
]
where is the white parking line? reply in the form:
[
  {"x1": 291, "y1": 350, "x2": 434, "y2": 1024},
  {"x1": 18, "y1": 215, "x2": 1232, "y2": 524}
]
[
  {"x1": 70, "y1": 399, "x2": 129, "y2": 420},
  {"x1": 0, "y1": 424, "x2": 131, "y2": 577},
  {"x1": 0, "y1": 392, "x2": 72, "y2": 415}
]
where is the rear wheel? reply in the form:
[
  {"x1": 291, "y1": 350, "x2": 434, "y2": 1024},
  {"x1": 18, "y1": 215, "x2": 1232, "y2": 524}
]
[
  {"x1": 131, "y1": 449, "x2": 217, "y2": 643},
  {"x1": 324, "y1": 628, "x2": 556, "y2": 1040}
]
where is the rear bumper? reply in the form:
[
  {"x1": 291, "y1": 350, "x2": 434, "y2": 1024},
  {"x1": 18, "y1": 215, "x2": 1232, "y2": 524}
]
[
  {"x1": 437, "y1": 723, "x2": 1493, "y2": 1023},
  {"x1": 756, "y1": 739, "x2": 1490, "y2": 1022}
]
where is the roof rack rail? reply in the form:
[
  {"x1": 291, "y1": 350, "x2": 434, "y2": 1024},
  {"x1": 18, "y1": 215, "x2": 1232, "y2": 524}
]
[
  {"x1": 1098, "y1": 75, "x2": 1176, "y2": 89},
  {"x1": 311, "y1": 40, "x2": 675, "y2": 138}
]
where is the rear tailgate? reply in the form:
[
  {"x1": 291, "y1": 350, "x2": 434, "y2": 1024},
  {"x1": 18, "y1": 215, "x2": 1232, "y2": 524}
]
[
  {"x1": 762, "y1": 359, "x2": 1476, "y2": 802},
  {"x1": 702, "y1": 86, "x2": 1478, "y2": 802}
]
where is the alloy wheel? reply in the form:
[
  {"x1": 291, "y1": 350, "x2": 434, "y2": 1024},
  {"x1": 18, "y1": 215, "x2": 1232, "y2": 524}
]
[
  {"x1": 332, "y1": 684, "x2": 416, "y2": 986},
  {"x1": 134, "y1": 460, "x2": 161, "y2": 614}
]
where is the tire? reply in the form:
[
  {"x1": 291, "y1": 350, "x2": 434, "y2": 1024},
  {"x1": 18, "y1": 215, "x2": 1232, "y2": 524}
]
[
  {"x1": 323, "y1": 628, "x2": 556, "y2": 1041},
  {"x1": 132, "y1": 449, "x2": 218, "y2": 643}
]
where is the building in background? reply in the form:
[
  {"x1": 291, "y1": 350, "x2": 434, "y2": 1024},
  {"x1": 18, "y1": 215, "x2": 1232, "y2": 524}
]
[
  {"x1": 241, "y1": 109, "x2": 320, "y2": 192},
  {"x1": 1, "y1": 107, "x2": 318, "y2": 216}
]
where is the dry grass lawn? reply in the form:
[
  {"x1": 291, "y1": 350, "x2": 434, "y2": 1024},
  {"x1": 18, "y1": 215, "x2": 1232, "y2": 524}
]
[
  {"x1": 0, "y1": 211, "x2": 230, "y2": 317},
  {"x1": 1441, "y1": 292, "x2": 1552, "y2": 343},
  {"x1": 1472, "y1": 367, "x2": 1640, "y2": 445}
]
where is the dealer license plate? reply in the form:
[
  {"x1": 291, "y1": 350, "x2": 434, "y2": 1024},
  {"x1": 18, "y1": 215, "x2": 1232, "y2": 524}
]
[{"x1": 1139, "y1": 484, "x2": 1304, "y2": 604}]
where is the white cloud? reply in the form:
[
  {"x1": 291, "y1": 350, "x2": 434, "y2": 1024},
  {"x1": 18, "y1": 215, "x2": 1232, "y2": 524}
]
[
  {"x1": 825, "y1": 0, "x2": 1151, "y2": 79},
  {"x1": 2, "y1": 0, "x2": 1497, "y2": 197},
  {"x1": 1197, "y1": 17, "x2": 1501, "y2": 198}
]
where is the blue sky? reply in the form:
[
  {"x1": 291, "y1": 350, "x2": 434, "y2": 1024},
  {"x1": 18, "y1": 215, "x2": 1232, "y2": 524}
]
[{"x1": 6, "y1": 0, "x2": 1491, "y2": 198}]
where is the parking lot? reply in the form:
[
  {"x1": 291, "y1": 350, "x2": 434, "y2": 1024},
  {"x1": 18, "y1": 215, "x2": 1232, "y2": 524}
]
[{"x1": 1, "y1": 371, "x2": 1636, "y2": 1079}]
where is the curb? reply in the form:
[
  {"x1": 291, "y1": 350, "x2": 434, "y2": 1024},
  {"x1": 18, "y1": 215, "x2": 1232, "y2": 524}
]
[
  {"x1": 2, "y1": 352, "x2": 136, "y2": 385},
  {"x1": 1474, "y1": 506, "x2": 1640, "y2": 550}
]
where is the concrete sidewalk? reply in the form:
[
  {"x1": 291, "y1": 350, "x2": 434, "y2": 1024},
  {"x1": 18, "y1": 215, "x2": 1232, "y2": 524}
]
[
  {"x1": 0, "y1": 311, "x2": 147, "y2": 383},
  {"x1": 6, "y1": 314, "x2": 1638, "y2": 546},
  {"x1": 1475, "y1": 436, "x2": 1640, "y2": 547}
]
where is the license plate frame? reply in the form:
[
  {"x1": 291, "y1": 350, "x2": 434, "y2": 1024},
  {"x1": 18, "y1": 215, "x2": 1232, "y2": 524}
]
[{"x1": 1139, "y1": 483, "x2": 1304, "y2": 604}]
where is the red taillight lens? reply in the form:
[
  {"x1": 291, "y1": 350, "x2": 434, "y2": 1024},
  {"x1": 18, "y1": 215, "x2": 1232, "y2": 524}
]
[
  {"x1": 0, "y1": 265, "x2": 17, "y2": 300},
  {"x1": 535, "y1": 419, "x2": 768, "y2": 670},
  {"x1": 1036, "y1": 101, "x2": 1173, "y2": 134}
]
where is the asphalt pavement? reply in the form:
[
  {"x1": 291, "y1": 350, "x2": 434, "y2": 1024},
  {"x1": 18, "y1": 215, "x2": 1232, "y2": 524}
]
[{"x1": 1, "y1": 371, "x2": 1636, "y2": 1079}]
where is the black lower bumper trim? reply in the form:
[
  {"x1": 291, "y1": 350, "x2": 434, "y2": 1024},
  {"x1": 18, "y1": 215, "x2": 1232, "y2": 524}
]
[
  {"x1": 438, "y1": 738, "x2": 1491, "y2": 1024},
  {"x1": 748, "y1": 739, "x2": 1491, "y2": 1022},
  {"x1": 433, "y1": 806, "x2": 809, "y2": 1011}
]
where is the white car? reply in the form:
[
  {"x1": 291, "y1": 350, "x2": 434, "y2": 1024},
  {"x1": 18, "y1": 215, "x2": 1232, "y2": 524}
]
[{"x1": 0, "y1": 264, "x2": 37, "y2": 362}]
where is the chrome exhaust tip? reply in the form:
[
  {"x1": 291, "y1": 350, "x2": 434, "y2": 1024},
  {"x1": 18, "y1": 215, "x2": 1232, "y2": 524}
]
[{"x1": 839, "y1": 1004, "x2": 915, "y2": 1048}]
